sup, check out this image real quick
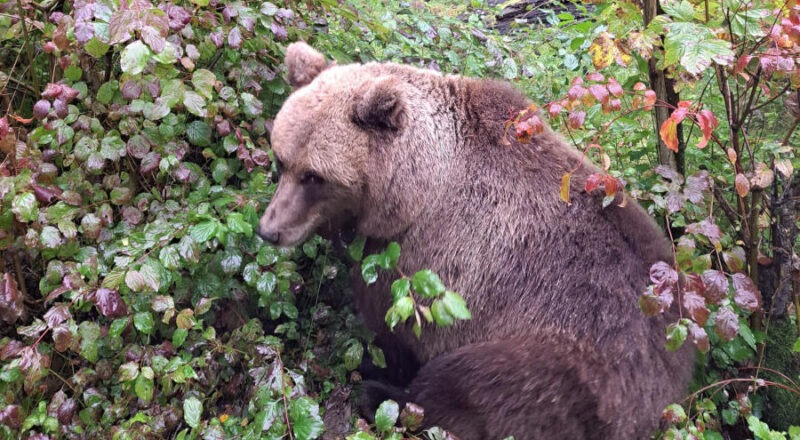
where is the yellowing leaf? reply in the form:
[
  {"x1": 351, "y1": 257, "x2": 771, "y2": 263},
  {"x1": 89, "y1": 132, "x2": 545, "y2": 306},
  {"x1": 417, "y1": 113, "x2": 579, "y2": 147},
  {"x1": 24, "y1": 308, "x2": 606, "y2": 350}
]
[
  {"x1": 560, "y1": 173, "x2": 571, "y2": 204},
  {"x1": 660, "y1": 118, "x2": 680, "y2": 153},
  {"x1": 588, "y1": 32, "x2": 631, "y2": 70}
]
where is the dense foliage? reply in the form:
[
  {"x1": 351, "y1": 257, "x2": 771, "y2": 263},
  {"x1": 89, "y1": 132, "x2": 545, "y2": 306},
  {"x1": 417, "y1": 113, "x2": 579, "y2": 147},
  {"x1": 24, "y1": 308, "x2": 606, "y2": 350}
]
[{"x1": 0, "y1": 0, "x2": 797, "y2": 439}]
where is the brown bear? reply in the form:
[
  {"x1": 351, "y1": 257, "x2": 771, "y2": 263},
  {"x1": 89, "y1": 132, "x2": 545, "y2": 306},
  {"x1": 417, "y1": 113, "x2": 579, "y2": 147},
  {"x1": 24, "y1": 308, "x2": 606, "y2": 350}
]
[{"x1": 258, "y1": 42, "x2": 695, "y2": 439}]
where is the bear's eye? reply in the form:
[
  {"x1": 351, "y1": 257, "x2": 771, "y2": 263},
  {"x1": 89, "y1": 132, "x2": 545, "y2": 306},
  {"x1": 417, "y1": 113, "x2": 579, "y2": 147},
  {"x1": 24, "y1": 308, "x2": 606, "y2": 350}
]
[{"x1": 300, "y1": 171, "x2": 324, "y2": 185}]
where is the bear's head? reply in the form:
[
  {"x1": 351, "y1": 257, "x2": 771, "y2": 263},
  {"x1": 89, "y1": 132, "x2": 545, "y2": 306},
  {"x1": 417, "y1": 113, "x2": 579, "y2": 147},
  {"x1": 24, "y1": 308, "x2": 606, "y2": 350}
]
[{"x1": 258, "y1": 43, "x2": 444, "y2": 247}]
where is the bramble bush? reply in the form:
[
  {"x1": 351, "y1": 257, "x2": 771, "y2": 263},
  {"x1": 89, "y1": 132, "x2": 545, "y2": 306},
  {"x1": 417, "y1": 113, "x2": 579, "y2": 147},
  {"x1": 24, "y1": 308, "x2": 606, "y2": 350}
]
[{"x1": 1, "y1": 0, "x2": 798, "y2": 438}]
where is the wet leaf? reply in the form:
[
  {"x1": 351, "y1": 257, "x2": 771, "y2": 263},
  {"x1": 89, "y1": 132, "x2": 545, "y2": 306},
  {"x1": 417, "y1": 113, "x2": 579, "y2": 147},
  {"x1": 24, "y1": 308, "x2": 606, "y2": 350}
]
[
  {"x1": 735, "y1": 173, "x2": 750, "y2": 197},
  {"x1": 184, "y1": 396, "x2": 203, "y2": 429},
  {"x1": 120, "y1": 40, "x2": 151, "y2": 75},
  {"x1": 289, "y1": 396, "x2": 324, "y2": 440},
  {"x1": 375, "y1": 400, "x2": 399, "y2": 433},
  {"x1": 412, "y1": 270, "x2": 445, "y2": 298},
  {"x1": 683, "y1": 290, "x2": 709, "y2": 326},
  {"x1": 701, "y1": 270, "x2": 729, "y2": 304},
  {"x1": 714, "y1": 306, "x2": 739, "y2": 341},
  {"x1": 731, "y1": 273, "x2": 761, "y2": 312},
  {"x1": 665, "y1": 322, "x2": 688, "y2": 351}
]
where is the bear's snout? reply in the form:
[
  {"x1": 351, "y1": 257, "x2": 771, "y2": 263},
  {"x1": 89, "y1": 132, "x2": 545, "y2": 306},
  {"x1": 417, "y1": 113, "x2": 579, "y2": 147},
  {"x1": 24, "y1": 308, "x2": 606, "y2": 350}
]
[{"x1": 257, "y1": 224, "x2": 280, "y2": 245}]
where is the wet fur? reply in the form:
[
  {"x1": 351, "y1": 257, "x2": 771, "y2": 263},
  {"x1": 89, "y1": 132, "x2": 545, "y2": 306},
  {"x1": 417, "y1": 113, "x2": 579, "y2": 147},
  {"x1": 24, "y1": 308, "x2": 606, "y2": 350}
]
[{"x1": 265, "y1": 43, "x2": 695, "y2": 439}]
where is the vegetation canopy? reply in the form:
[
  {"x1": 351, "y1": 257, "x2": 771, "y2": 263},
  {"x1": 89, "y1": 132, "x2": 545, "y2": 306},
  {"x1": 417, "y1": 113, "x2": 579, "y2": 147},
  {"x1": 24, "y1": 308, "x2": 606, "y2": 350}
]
[{"x1": 0, "y1": 0, "x2": 798, "y2": 438}]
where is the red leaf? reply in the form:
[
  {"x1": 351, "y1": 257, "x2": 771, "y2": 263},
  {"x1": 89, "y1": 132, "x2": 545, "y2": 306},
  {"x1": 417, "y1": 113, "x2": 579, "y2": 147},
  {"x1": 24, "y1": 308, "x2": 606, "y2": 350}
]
[
  {"x1": 731, "y1": 273, "x2": 761, "y2": 312},
  {"x1": 735, "y1": 173, "x2": 750, "y2": 197},
  {"x1": 684, "y1": 171, "x2": 709, "y2": 204},
  {"x1": 0, "y1": 405, "x2": 21, "y2": 429},
  {"x1": 639, "y1": 289, "x2": 662, "y2": 316},
  {"x1": 633, "y1": 82, "x2": 647, "y2": 91},
  {"x1": 643, "y1": 90, "x2": 657, "y2": 110},
  {"x1": 714, "y1": 305, "x2": 739, "y2": 341},
  {"x1": 660, "y1": 118, "x2": 679, "y2": 153},
  {"x1": 688, "y1": 322, "x2": 710, "y2": 353},
  {"x1": 735, "y1": 55, "x2": 752, "y2": 74},
  {"x1": 585, "y1": 173, "x2": 604, "y2": 193},
  {"x1": 588, "y1": 84, "x2": 609, "y2": 104},
  {"x1": 604, "y1": 174, "x2": 619, "y2": 197},
  {"x1": 696, "y1": 109, "x2": 718, "y2": 149},
  {"x1": 650, "y1": 261, "x2": 678, "y2": 287},
  {"x1": 607, "y1": 78, "x2": 623, "y2": 97},
  {"x1": 568, "y1": 110, "x2": 585, "y2": 129},
  {"x1": 586, "y1": 72, "x2": 605, "y2": 82},
  {"x1": 52, "y1": 324, "x2": 72, "y2": 352},
  {"x1": 93, "y1": 288, "x2": 128, "y2": 318},
  {"x1": 41, "y1": 83, "x2": 63, "y2": 99},
  {"x1": 701, "y1": 270, "x2": 729, "y2": 304},
  {"x1": 683, "y1": 290, "x2": 710, "y2": 326},
  {"x1": 686, "y1": 217, "x2": 721, "y2": 243},
  {"x1": 43, "y1": 303, "x2": 71, "y2": 328},
  {"x1": 548, "y1": 102, "x2": 562, "y2": 118},
  {"x1": 1, "y1": 272, "x2": 24, "y2": 324},
  {"x1": 568, "y1": 84, "x2": 588, "y2": 101}
]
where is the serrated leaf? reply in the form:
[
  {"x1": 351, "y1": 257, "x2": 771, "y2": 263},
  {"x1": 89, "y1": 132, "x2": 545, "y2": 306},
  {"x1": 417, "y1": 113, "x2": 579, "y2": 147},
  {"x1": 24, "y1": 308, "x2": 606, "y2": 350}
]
[
  {"x1": 134, "y1": 311, "x2": 155, "y2": 335},
  {"x1": 12, "y1": 192, "x2": 38, "y2": 222},
  {"x1": 391, "y1": 278, "x2": 410, "y2": 302},
  {"x1": 134, "y1": 372, "x2": 154, "y2": 401},
  {"x1": 85, "y1": 38, "x2": 110, "y2": 57},
  {"x1": 441, "y1": 291, "x2": 471, "y2": 320},
  {"x1": 78, "y1": 321, "x2": 101, "y2": 363},
  {"x1": 732, "y1": 273, "x2": 761, "y2": 312},
  {"x1": 343, "y1": 341, "x2": 363, "y2": 371},
  {"x1": 665, "y1": 322, "x2": 688, "y2": 352},
  {"x1": 226, "y1": 212, "x2": 253, "y2": 237},
  {"x1": 120, "y1": 40, "x2": 151, "y2": 75},
  {"x1": 190, "y1": 220, "x2": 218, "y2": 243},
  {"x1": 184, "y1": 396, "x2": 202, "y2": 429},
  {"x1": 183, "y1": 91, "x2": 207, "y2": 118},
  {"x1": 431, "y1": 299, "x2": 454, "y2": 327},
  {"x1": 186, "y1": 120, "x2": 211, "y2": 146},
  {"x1": 375, "y1": 400, "x2": 400, "y2": 433},
  {"x1": 118, "y1": 361, "x2": 139, "y2": 382},
  {"x1": 411, "y1": 270, "x2": 445, "y2": 298},
  {"x1": 394, "y1": 296, "x2": 414, "y2": 322},
  {"x1": 289, "y1": 396, "x2": 324, "y2": 440},
  {"x1": 715, "y1": 306, "x2": 739, "y2": 341}
]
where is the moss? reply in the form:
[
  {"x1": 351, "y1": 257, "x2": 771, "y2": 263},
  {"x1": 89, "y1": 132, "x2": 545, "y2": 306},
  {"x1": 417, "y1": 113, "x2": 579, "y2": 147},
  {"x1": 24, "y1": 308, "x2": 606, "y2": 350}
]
[{"x1": 762, "y1": 318, "x2": 800, "y2": 430}]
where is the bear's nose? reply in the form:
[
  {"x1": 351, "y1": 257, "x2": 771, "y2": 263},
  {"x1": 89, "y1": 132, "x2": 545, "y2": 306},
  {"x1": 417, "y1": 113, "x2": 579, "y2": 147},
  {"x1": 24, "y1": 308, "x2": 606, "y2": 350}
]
[{"x1": 258, "y1": 227, "x2": 280, "y2": 245}]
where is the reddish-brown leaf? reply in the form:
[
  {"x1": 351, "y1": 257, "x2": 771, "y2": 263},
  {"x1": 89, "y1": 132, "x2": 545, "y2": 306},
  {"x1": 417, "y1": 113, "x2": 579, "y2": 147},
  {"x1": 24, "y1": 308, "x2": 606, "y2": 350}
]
[
  {"x1": 568, "y1": 110, "x2": 585, "y2": 129},
  {"x1": 701, "y1": 270, "x2": 729, "y2": 304},
  {"x1": 696, "y1": 109, "x2": 718, "y2": 149},
  {"x1": 686, "y1": 218, "x2": 721, "y2": 243},
  {"x1": 650, "y1": 261, "x2": 678, "y2": 287},
  {"x1": 688, "y1": 322, "x2": 710, "y2": 353},
  {"x1": 586, "y1": 72, "x2": 605, "y2": 82},
  {"x1": 93, "y1": 288, "x2": 128, "y2": 318},
  {"x1": 43, "y1": 303, "x2": 71, "y2": 328},
  {"x1": 52, "y1": 324, "x2": 72, "y2": 352},
  {"x1": 604, "y1": 174, "x2": 619, "y2": 197},
  {"x1": 683, "y1": 290, "x2": 710, "y2": 326},
  {"x1": 607, "y1": 78, "x2": 623, "y2": 97},
  {"x1": 639, "y1": 289, "x2": 662, "y2": 316},
  {"x1": 548, "y1": 102, "x2": 562, "y2": 118},
  {"x1": 714, "y1": 305, "x2": 739, "y2": 342},
  {"x1": 731, "y1": 273, "x2": 761, "y2": 312},
  {"x1": 588, "y1": 84, "x2": 609, "y2": 104},
  {"x1": 0, "y1": 273, "x2": 24, "y2": 324},
  {"x1": 41, "y1": 83, "x2": 63, "y2": 99},
  {"x1": 568, "y1": 84, "x2": 588, "y2": 102},
  {"x1": 659, "y1": 118, "x2": 679, "y2": 153},
  {"x1": 735, "y1": 173, "x2": 750, "y2": 197},
  {"x1": 723, "y1": 246, "x2": 746, "y2": 273},
  {"x1": 585, "y1": 173, "x2": 604, "y2": 193},
  {"x1": 643, "y1": 90, "x2": 657, "y2": 110},
  {"x1": 0, "y1": 405, "x2": 21, "y2": 429}
]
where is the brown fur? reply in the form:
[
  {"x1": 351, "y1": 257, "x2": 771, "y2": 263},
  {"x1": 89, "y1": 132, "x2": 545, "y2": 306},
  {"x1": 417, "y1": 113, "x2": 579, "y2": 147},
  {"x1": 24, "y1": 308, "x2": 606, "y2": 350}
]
[{"x1": 260, "y1": 42, "x2": 695, "y2": 439}]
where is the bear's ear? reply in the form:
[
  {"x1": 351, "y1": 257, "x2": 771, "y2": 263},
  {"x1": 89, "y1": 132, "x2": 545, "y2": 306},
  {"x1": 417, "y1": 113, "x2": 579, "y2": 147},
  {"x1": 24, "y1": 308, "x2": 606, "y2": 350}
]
[
  {"x1": 352, "y1": 77, "x2": 406, "y2": 131},
  {"x1": 285, "y1": 42, "x2": 327, "y2": 88}
]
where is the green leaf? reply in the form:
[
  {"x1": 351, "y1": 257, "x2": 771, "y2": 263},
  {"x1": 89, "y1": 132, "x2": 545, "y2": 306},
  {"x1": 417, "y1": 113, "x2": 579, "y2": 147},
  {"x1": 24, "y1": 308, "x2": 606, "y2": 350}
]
[
  {"x1": 289, "y1": 396, "x2": 324, "y2": 440},
  {"x1": 792, "y1": 337, "x2": 800, "y2": 353},
  {"x1": 64, "y1": 65, "x2": 82, "y2": 81},
  {"x1": 368, "y1": 344, "x2": 386, "y2": 368},
  {"x1": 384, "y1": 242, "x2": 400, "y2": 269},
  {"x1": 343, "y1": 341, "x2": 363, "y2": 371},
  {"x1": 134, "y1": 311, "x2": 155, "y2": 335},
  {"x1": 361, "y1": 255, "x2": 380, "y2": 285},
  {"x1": 120, "y1": 40, "x2": 152, "y2": 75},
  {"x1": 748, "y1": 416, "x2": 775, "y2": 440},
  {"x1": 40, "y1": 226, "x2": 62, "y2": 248},
  {"x1": 191, "y1": 69, "x2": 216, "y2": 100},
  {"x1": 78, "y1": 321, "x2": 101, "y2": 363},
  {"x1": 184, "y1": 396, "x2": 203, "y2": 429},
  {"x1": 411, "y1": 270, "x2": 445, "y2": 298},
  {"x1": 190, "y1": 220, "x2": 218, "y2": 243},
  {"x1": 256, "y1": 272, "x2": 277, "y2": 296},
  {"x1": 431, "y1": 299, "x2": 454, "y2": 327},
  {"x1": 441, "y1": 291, "x2": 471, "y2": 320},
  {"x1": 134, "y1": 372, "x2": 154, "y2": 401},
  {"x1": 665, "y1": 322, "x2": 688, "y2": 352},
  {"x1": 118, "y1": 362, "x2": 139, "y2": 382},
  {"x1": 12, "y1": 192, "x2": 38, "y2": 222},
  {"x1": 172, "y1": 328, "x2": 188, "y2": 348},
  {"x1": 375, "y1": 400, "x2": 399, "y2": 433},
  {"x1": 159, "y1": 246, "x2": 181, "y2": 270},
  {"x1": 183, "y1": 91, "x2": 207, "y2": 118},
  {"x1": 85, "y1": 38, "x2": 110, "y2": 58},
  {"x1": 661, "y1": 0, "x2": 695, "y2": 21},
  {"x1": 226, "y1": 212, "x2": 253, "y2": 237},
  {"x1": 186, "y1": 120, "x2": 211, "y2": 146},
  {"x1": 391, "y1": 278, "x2": 410, "y2": 302},
  {"x1": 240, "y1": 92, "x2": 263, "y2": 117},
  {"x1": 394, "y1": 296, "x2": 414, "y2": 322},
  {"x1": 348, "y1": 235, "x2": 366, "y2": 261}
]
